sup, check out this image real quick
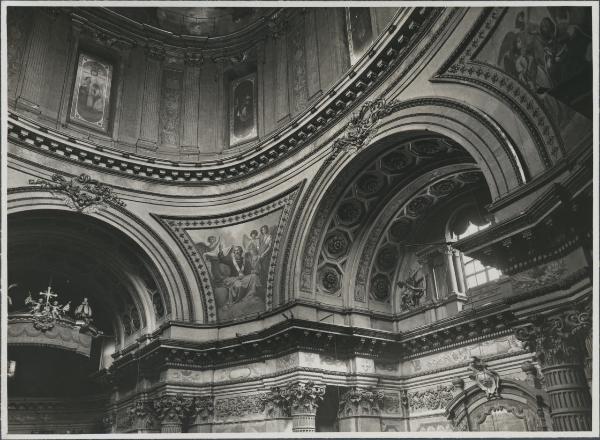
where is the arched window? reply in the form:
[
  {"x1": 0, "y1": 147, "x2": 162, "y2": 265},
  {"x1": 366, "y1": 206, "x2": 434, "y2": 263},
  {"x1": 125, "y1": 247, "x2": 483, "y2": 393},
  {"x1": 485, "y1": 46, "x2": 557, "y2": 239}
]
[{"x1": 448, "y1": 206, "x2": 502, "y2": 290}]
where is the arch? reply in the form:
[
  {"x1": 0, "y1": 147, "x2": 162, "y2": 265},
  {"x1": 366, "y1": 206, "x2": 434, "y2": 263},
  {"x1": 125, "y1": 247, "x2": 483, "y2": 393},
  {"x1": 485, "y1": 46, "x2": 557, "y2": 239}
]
[
  {"x1": 7, "y1": 188, "x2": 197, "y2": 326},
  {"x1": 446, "y1": 379, "x2": 551, "y2": 432},
  {"x1": 289, "y1": 98, "x2": 529, "y2": 305}
]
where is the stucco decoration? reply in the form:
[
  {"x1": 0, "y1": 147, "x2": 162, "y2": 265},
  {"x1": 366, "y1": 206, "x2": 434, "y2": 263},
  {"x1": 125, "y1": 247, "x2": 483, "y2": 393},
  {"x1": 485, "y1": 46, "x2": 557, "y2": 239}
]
[
  {"x1": 29, "y1": 173, "x2": 126, "y2": 212},
  {"x1": 302, "y1": 135, "x2": 471, "y2": 296},
  {"x1": 359, "y1": 169, "x2": 484, "y2": 303},
  {"x1": 157, "y1": 185, "x2": 301, "y2": 323}
]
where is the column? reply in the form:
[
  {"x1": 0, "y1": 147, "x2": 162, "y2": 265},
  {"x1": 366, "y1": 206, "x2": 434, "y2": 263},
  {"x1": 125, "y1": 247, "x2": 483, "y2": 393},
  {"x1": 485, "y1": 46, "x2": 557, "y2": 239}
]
[
  {"x1": 281, "y1": 381, "x2": 325, "y2": 432},
  {"x1": 516, "y1": 304, "x2": 592, "y2": 431},
  {"x1": 452, "y1": 248, "x2": 467, "y2": 294},
  {"x1": 444, "y1": 245, "x2": 459, "y2": 296},
  {"x1": 153, "y1": 394, "x2": 191, "y2": 433},
  {"x1": 188, "y1": 396, "x2": 214, "y2": 433},
  {"x1": 337, "y1": 388, "x2": 383, "y2": 432}
]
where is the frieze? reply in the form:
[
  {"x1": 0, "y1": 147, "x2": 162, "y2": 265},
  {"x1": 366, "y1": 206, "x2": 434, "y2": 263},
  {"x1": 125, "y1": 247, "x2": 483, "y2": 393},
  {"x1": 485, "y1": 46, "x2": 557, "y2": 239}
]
[
  {"x1": 214, "y1": 395, "x2": 264, "y2": 419},
  {"x1": 407, "y1": 385, "x2": 455, "y2": 412}
]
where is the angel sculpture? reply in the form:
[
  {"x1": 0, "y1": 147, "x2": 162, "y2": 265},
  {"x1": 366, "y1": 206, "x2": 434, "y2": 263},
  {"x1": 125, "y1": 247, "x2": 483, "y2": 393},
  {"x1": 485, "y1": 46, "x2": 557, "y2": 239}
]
[{"x1": 398, "y1": 266, "x2": 426, "y2": 311}]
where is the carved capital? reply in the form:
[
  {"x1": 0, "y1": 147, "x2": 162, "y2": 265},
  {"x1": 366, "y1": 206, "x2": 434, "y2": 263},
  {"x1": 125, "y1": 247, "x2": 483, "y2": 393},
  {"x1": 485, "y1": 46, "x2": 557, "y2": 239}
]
[
  {"x1": 280, "y1": 381, "x2": 325, "y2": 414},
  {"x1": 338, "y1": 387, "x2": 384, "y2": 417},
  {"x1": 515, "y1": 304, "x2": 591, "y2": 367},
  {"x1": 153, "y1": 394, "x2": 192, "y2": 424},
  {"x1": 190, "y1": 396, "x2": 214, "y2": 423},
  {"x1": 184, "y1": 51, "x2": 204, "y2": 67},
  {"x1": 127, "y1": 399, "x2": 154, "y2": 431},
  {"x1": 261, "y1": 388, "x2": 291, "y2": 418},
  {"x1": 146, "y1": 43, "x2": 166, "y2": 61}
]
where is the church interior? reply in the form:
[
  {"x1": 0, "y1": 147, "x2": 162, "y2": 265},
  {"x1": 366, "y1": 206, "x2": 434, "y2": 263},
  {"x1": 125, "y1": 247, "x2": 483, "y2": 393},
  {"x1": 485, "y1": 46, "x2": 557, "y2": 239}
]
[{"x1": 4, "y1": 5, "x2": 595, "y2": 435}]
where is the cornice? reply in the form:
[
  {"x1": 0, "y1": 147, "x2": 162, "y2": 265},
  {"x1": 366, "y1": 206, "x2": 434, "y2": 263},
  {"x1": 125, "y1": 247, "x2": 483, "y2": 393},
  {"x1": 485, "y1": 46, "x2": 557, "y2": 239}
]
[
  {"x1": 7, "y1": 8, "x2": 440, "y2": 186},
  {"x1": 453, "y1": 161, "x2": 592, "y2": 257}
]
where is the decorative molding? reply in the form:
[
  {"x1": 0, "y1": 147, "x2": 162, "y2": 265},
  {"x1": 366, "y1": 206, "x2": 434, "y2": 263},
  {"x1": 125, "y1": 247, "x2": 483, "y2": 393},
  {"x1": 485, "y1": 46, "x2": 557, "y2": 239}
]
[
  {"x1": 8, "y1": 9, "x2": 439, "y2": 178},
  {"x1": 28, "y1": 173, "x2": 126, "y2": 212}
]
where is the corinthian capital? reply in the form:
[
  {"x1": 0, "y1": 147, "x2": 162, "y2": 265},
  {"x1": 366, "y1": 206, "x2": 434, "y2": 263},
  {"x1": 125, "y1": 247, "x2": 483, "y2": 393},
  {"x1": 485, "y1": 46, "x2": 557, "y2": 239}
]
[
  {"x1": 515, "y1": 303, "x2": 591, "y2": 367},
  {"x1": 338, "y1": 387, "x2": 384, "y2": 417},
  {"x1": 281, "y1": 381, "x2": 325, "y2": 413},
  {"x1": 153, "y1": 394, "x2": 192, "y2": 423}
]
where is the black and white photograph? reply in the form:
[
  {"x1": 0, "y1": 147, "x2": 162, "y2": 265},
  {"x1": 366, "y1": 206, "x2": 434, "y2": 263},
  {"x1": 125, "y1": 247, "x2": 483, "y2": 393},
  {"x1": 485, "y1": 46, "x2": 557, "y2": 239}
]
[{"x1": 1, "y1": 1, "x2": 598, "y2": 438}]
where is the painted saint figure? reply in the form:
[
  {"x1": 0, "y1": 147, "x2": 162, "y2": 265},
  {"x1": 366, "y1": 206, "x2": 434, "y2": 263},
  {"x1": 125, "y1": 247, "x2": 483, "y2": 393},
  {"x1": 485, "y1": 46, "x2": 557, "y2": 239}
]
[{"x1": 218, "y1": 245, "x2": 262, "y2": 305}]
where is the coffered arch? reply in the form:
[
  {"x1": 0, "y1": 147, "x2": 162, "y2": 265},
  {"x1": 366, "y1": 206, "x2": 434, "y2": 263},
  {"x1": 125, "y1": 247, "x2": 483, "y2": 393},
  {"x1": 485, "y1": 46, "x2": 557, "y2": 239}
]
[{"x1": 290, "y1": 98, "x2": 527, "y2": 307}]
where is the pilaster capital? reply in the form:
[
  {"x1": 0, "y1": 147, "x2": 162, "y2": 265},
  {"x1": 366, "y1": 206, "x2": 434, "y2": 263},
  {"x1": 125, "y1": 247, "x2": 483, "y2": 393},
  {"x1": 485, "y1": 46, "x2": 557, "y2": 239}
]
[
  {"x1": 190, "y1": 396, "x2": 214, "y2": 423},
  {"x1": 338, "y1": 387, "x2": 384, "y2": 417}
]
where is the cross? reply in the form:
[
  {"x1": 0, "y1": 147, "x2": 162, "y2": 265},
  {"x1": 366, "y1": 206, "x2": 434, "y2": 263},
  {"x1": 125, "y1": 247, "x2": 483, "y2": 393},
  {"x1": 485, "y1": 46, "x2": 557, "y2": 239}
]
[{"x1": 40, "y1": 286, "x2": 57, "y2": 305}]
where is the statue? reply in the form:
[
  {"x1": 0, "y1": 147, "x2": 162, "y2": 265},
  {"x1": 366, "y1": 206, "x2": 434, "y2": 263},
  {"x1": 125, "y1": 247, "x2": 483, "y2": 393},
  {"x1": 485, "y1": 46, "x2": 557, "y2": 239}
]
[
  {"x1": 397, "y1": 265, "x2": 426, "y2": 311},
  {"x1": 24, "y1": 285, "x2": 70, "y2": 332},
  {"x1": 75, "y1": 297, "x2": 93, "y2": 321}
]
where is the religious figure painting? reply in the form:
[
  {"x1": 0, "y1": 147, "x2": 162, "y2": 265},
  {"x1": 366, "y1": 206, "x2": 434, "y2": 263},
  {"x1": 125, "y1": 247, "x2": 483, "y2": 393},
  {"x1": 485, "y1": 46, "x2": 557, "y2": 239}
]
[
  {"x1": 69, "y1": 52, "x2": 113, "y2": 132},
  {"x1": 187, "y1": 209, "x2": 282, "y2": 321},
  {"x1": 478, "y1": 7, "x2": 592, "y2": 128},
  {"x1": 346, "y1": 8, "x2": 374, "y2": 64},
  {"x1": 229, "y1": 73, "x2": 257, "y2": 147}
]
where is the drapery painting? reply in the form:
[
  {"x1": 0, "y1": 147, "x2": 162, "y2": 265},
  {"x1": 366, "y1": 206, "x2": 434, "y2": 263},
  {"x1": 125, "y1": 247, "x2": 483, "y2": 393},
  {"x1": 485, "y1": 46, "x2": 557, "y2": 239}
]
[
  {"x1": 187, "y1": 210, "x2": 281, "y2": 321},
  {"x1": 346, "y1": 8, "x2": 374, "y2": 64},
  {"x1": 69, "y1": 53, "x2": 113, "y2": 132},
  {"x1": 229, "y1": 73, "x2": 257, "y2": 147}
]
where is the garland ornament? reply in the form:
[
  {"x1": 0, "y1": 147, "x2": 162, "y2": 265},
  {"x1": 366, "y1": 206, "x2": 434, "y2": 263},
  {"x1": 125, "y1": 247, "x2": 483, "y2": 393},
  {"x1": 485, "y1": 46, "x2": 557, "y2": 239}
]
[
  {"x1": 29, "y1": 173, "x2": 126, "y2": 211},
  {"x1": 328, "y1": 98, "x2": 400, "y2": 163}
]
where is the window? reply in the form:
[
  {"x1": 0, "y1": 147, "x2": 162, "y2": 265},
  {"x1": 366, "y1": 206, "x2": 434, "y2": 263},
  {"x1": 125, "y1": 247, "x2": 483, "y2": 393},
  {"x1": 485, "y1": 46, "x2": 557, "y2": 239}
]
[{"x1": 455, "y1": 222, "x2": 501, "y2": 289}]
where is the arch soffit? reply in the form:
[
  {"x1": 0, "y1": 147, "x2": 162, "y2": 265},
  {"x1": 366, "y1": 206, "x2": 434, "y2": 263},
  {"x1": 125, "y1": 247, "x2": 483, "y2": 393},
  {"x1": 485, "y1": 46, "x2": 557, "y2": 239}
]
[
  {"x1": 9, "y1": 229, "x2": 152, "y2": 342},
  {"x1": 291, "y1": 97, "x2": 526, "y2": 297},
  {"x1": 6, "y1": 189, "x2": 197, "y2": 324},
  {"x1": 347, "y1": 164, "x2": 482, "y2": 304}
]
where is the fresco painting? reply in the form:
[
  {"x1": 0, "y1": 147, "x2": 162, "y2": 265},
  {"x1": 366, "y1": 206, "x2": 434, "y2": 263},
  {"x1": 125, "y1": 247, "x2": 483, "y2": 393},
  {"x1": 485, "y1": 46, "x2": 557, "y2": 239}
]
[
  {"x1": 187, "y1": 209, "x2": 282, "y2": 321},
  {"x1": 478, "y1": 7, "x2": 592, "y2": 147}
]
